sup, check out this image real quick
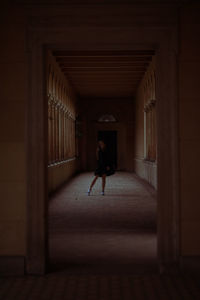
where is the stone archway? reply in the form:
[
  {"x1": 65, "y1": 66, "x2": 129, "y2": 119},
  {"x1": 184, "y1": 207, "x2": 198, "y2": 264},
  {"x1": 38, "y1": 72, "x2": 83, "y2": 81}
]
[{"x1": 26, "y1": 16, "x2": 179, "y2": 274}]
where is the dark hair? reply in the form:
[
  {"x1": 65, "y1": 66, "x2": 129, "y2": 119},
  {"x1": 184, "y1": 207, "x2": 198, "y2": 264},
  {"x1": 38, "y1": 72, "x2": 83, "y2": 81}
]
[
  {"x1": 98, "y1": 139, "x2": 105, "y2": 144},
  {"x1": 98, "y1": 140, "x2": 106, "y2": 150}
]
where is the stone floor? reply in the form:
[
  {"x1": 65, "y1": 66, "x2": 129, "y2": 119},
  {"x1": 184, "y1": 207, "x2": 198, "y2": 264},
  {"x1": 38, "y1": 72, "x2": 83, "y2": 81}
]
[
  {"x1": 1, "y1": 273, "x2": 200, "y2": 300},
  {"x1": 48, "y1": 172, "x2": 157, "y2": 272},
  {"x1": 1, "y1": 173, "x2": 200, "y2": 299}
]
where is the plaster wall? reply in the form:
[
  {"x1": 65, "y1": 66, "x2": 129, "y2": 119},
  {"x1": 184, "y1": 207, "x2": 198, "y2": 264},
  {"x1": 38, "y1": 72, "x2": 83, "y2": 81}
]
[
  {"x1": 48, "y1": 159, "x2": 77, "y2": 193},
  {"x1": 179, "y1": 5, "x2": 200, "y2": 257},
  {"x1": 0, "y1": 7, "x2": 27, "y2": 257}
]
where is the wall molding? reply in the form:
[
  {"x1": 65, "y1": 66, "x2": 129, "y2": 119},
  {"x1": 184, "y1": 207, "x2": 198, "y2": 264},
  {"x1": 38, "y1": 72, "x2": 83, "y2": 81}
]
[{"x1": 48, "y1": 157, "x2": 76, "y2": 168}]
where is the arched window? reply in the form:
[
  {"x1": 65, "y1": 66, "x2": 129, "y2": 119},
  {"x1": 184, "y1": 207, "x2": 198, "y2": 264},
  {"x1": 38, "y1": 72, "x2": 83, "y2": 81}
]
[{"x1": 98, "y1": 114, "x2": 117, "y2": 123}]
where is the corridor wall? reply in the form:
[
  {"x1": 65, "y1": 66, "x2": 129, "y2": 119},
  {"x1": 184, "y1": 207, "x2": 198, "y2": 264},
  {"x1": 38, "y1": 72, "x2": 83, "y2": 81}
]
[
  {"x1": 133, "y1": 59, "x2": 157, "y2": 188},
  {"x1": 0, "y1": 6, "x2": 27, "y2": 271},
  {"x1": 47, "y1": 52, "x2": 77, "y2": 193},
  {"x1": 179, "y1": 5, "x2": 200, "y2": 265}
]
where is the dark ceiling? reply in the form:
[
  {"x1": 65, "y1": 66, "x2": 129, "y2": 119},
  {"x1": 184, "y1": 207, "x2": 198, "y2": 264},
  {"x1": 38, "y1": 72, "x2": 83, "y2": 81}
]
[{"x1": 53, "y1": 50, "x2": 155, "y2": 98}]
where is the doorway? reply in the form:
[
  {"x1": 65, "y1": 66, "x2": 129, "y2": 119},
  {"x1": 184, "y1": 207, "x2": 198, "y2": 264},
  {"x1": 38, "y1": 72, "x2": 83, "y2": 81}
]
[
  {"x1": 98, "y1": 131, "x2": 117, "y2": 169},
  {"x1": 27, "y1": 27, "x2": 179, "y2": 274}
]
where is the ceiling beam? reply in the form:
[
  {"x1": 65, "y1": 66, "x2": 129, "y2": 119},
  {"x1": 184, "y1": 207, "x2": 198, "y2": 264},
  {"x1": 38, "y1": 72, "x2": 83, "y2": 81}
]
[
  {"x1": 68, "y1": 83, "x2": 141, "y2": 86},
  {"x1": 53, "y1": 50, "x2": 155, "y2": 57},
  {"x1": 64, "y1": 71, "x2": 145, "y2": 75},
  {"x1": 61, "y1": 67, "x2": 147, "y2": 72},
  {"x1": 59, "y1": 62, "x2": 149, "y2": 67}
]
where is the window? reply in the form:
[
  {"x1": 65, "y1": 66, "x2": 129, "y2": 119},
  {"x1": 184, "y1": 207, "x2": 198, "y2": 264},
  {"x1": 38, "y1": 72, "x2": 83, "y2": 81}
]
[
  {"x1": 143, "y1": 67, "x2": 157, "y2": 161},
  {"x1": 144, "y1": 100, "x2": 156, "y2": 161},
  {"x1": 47, "y1": 53, "x2": 76, "y2": 166},
  {"x1": 98, "y1": 114, "x2": 117, "y2": 123}
]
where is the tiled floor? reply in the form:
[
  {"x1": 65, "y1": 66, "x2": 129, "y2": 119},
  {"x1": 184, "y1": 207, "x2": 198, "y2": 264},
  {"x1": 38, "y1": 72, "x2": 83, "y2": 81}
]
[
  {"x1": 48, "y1": 172, "x2": 157, "y2": 272},
  {"x1": 1, "y1": 273, "x2": 200, "y2": 300},
  {"x1": 1, "y1": 173, "x2": 200, "y2": 299}
]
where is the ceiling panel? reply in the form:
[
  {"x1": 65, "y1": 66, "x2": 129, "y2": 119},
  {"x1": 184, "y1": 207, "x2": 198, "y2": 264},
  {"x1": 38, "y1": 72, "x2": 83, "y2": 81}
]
[{"x1": 53, "y1": 50, "x2": 154, "y2": 98}]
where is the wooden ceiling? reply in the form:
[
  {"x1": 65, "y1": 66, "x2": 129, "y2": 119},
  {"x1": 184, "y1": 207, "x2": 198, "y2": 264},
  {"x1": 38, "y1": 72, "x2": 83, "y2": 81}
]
[{"x1": 53, "y1": 50, "x2": 155, "y2": 98}]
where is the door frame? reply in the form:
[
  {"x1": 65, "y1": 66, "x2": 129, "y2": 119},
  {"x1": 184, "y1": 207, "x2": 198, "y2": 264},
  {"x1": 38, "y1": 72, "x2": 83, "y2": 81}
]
[{"x1": 26, "y1": 20, "x2": 179, "y2": 274}]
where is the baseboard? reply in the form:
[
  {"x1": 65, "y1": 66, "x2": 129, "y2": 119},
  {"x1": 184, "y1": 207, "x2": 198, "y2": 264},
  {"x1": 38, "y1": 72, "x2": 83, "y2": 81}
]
[
  {"x1": 0, "y1": 256, "x2": 25, "y2": 276},
  {"x1": 180, "y1": 256, "x2": 200, "y2": 272}
]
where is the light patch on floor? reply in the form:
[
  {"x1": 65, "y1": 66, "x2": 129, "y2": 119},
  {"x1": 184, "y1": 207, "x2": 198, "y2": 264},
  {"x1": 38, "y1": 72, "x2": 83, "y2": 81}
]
[{"x1": 49, "y1": 172, "x2": 157, "y2": 272}]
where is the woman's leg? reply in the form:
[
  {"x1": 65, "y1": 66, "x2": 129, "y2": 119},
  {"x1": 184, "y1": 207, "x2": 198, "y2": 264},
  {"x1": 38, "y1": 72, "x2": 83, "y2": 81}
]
[
  {"x1": 102, "y1": 174, "x2": 106, "y2": 194},
  {"x1": 89, "y1": 175, "x2": 99, "y2": 191}
]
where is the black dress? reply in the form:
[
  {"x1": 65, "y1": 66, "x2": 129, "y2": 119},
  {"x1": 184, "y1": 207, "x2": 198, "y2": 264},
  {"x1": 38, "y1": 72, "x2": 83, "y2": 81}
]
[{"x1": 94, "y1": 147, "x2": 115, "y2": 177}]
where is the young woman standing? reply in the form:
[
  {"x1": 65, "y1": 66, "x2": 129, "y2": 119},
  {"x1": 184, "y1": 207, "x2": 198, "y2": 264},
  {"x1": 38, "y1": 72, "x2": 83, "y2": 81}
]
[{"x1": 87, "y1": 140, "x2": 114, "y2": 196}]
